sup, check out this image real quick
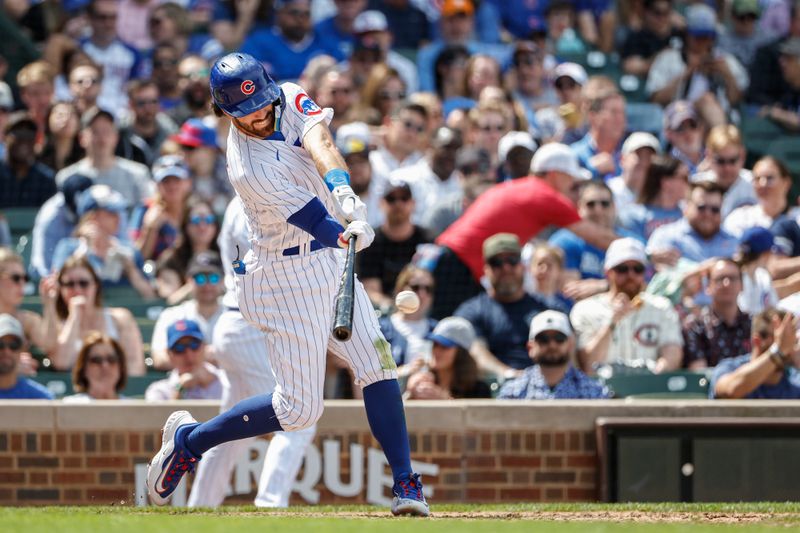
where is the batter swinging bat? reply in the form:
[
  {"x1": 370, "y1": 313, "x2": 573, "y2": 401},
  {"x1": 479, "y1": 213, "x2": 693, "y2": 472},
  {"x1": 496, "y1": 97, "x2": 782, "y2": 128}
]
[{"x1": 333, "y1": 235, "x2": 357, "y2": 341}]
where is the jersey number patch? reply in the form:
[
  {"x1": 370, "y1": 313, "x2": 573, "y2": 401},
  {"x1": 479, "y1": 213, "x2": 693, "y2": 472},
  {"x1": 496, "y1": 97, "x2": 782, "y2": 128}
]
[{"x1": 295, "y1": 93, "x2": 322, "y2": 116}]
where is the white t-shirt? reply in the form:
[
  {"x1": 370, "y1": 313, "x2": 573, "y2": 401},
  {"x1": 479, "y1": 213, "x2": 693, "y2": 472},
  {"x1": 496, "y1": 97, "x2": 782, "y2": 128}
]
[
  {"x1": 570, "y1": 292, "x2": 683, "y2": 367},
  {"x1": 607, "y1": 175, "x2": 637, "y2": 213},
  {"x1": 392, "y1": 159, "x2": 460, "y2": 226},
  {"x1": 739, "y1": 267, "x2": 779, "y2": 315},
  {"x1": 151, "y1": 300, "x2": 224, "y2": 354},
  {"x1": 722, "y1": 204, "x2": 775, "y2": 238}
]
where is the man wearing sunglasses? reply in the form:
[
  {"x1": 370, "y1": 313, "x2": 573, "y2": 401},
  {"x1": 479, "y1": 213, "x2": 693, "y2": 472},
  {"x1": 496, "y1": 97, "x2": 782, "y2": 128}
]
[
  {"x1": 571, "y1": 238, "x2": 683, "y2": 374},
  {"x1": 647, "y1": 180, "x2": 738, "y2": 271},
  {"x1": 358, "y1": 179, "x2": 431, "y2": 311},
  {"x1": 497, "y1": 310, "x2": 608, "y2": 399},
  {"x1": 369, "y1": 103, "x2": 427, "y2": 198},
  {"x1": 150, "y1": 251, "x2": 224, "y2": 370},
  {"x1": 0, "y1": 314, "x2": 53, "y2": 399},
  {"x1": 454, "y1": 233, "x2": 554, "y2": 379},
  {"x1": 145, "y1": 318, "x2": 225, "y2": 401}
]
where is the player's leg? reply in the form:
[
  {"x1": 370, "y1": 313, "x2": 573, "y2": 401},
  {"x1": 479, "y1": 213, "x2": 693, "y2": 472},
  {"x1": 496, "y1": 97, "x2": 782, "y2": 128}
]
[
  {"x1": 328, "y1": 277, "x2": 429, "y2": 517},
  {"x1": 254, "y1": 426, "x2": 316, "y2": 507},
  {"x1": 148, "y1": 260, "x2": 330, "y2": 505},
  {"x1": 189, "y1": 310, "x2": 275, "y2": 507}
]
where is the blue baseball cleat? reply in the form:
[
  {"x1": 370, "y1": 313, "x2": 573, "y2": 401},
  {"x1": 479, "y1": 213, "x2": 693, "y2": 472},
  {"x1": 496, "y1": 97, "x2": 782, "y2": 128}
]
[
  {"x1": 146, "y1": 410, "x2": 201, "y2": 506},
  {"x1": 391, "y1": 472, "x2": 430, "y2": 517}
]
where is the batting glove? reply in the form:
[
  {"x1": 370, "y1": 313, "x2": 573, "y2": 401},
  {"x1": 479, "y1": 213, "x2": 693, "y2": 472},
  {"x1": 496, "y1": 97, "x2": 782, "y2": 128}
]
[
  {"x1": 332, "y1": 185, "x2": 368, "y2": 223},
  {"x1": 339, "y1": 220, "x2": 375, "y2": 252}
]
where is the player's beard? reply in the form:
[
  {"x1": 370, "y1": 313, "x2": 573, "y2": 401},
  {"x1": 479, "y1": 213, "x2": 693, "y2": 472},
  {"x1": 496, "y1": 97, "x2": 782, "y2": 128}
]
[{"x1": 233, "y1": 109, "x2": 275, "y2": 139}]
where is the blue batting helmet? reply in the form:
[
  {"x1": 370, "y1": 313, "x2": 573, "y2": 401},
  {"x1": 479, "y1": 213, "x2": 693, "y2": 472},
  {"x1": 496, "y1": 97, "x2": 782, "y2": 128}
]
[{"x1": 210, "y1": 53, "x2": 280, "y2": 118}]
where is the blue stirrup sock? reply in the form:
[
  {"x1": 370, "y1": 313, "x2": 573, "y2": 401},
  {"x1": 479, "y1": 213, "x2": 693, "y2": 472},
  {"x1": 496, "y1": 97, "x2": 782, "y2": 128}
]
[
  {"x1": 363, "y1": 379, "x2": 413, "y2": 481},
  {"x1": 181, "y1": 393, "x2": 283, "y2": 456}
]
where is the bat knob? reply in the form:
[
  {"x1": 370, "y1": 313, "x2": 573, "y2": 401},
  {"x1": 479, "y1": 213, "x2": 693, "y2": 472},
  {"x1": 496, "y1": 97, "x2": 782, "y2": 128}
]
[{"x1": 333, "y1": 327, "x2": 351, "y2": 341}]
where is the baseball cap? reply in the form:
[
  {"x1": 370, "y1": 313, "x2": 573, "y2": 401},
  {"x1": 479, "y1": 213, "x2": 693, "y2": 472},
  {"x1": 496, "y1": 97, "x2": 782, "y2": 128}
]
[
  {"x1": 528, "y1": 310, "x2": 572, "y2": 340},
  {"x1": 59, "y1": 173, "x2": 94, "y2": 216},
  {"x1": 4, "y1": 112, "x2": 37, "y2": 135},
  {"x1": 498, "y1": 131, "x2": 537, "y2": 163},
  {"x1": 779, "y1": 38, "x2": 800, "y2": 58},
  {"x1": 383, "y1": 177, "x2": 412, "y2": 199},
  {"x1": 663, "y1": 100, "x2": 697, "y2": 131},
  {"x1": 76, "y1": 185, "x2": 128, "y2": 217},
  {"x1": 0, "y1": 82, "x2": 13, "y2": 111},
  {"x1": 530, "y1": 143, "x2": 591, "y2": 181},
  {"x1": 553, "y1": 62, "x2": 588, "y2": 86},
  {"x1": 152, "y1": 155, "x2": 190, "y2": 183},
  {"x1": 442, "y1": 96, "x2": 476, "y2": 119},
  {"x1": 621, "y1": 132, "x2": 661, "y2": 156},
  {"x1": 187, "y1": 251, "x2": 223, "y2": 276},
  {"x1": 430, "y1": 126, "x2": 462, "y2": 149},
  {"x1": 513, "y1": 41, "x2": 541, "y2": 64},
  {"x1": 167, "y1": 319, "x2": 204, "y2": 350},
  {"x1": 441, "y1": 0, "x2": 474, "y2": 17},
  {"x1": 738, "y1": 226, "x2": 778, "y2": 256},
  {"x1": 455, "y1": 146, "x2": 491, "y2": 174},
  {"x1": 604, "y1": 237, "x2": 648, "y2": 271},
  {"x1": 172, "y1": 118, "x2": 218, "y2": 149},
  {"x1": 80, "y1": 107, "x2": 115, "y2": 130},
  {"x1": 336, "y1": 122, "x2": 370, "y2": 156},
  {"x1": 732, "y1": 0, "x2": 760, "y2": 16},
  {"x1": 427, "y1": 316, "x2": 475, "y2": 350},
  {"x1": 483, "y1": 233, "x2": 521, "y2": 262},
  {"x1": 686, "y1": 3, "x2": 717, "y2": 37},
  {"x1": 354, "y1": 10, "x2": 388, "y2": 34},
  {"x1": 0, "y1": 314, "x2": 25, "y2": 343}
]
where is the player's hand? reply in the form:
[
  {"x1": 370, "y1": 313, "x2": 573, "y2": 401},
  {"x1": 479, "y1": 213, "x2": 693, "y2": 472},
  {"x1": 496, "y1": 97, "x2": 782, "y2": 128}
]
[
  {"x1": 339, "y1": 220, "x2": 375, "y2": 252},
  {"x1": 332, "y1": 185, "x2": 367, "y2": 222}
]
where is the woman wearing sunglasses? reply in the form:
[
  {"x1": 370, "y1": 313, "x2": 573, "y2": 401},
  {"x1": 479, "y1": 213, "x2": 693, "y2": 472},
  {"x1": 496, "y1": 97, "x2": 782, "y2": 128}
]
[
  {"x1": 404, "y1": 316, "x2": 490, "y2": 400},
  {"x1": 63, "y1": 331, "x2": 127, "y2": 401},
  {"x1": 131, "y1": 155, "x2": 192, "y2": 261},
  {"x1": 0, "y1": 248, "x2": 53, "y2": 371},
  {"x1": 40, "y1": 255, "x2": 145, "y2": 375},
  {"x1": 155, "y1": 197, "x2": 220, "y2": 304},
  {"x1": 378, "y1": 265, "x2": 438, "y2": 379}
]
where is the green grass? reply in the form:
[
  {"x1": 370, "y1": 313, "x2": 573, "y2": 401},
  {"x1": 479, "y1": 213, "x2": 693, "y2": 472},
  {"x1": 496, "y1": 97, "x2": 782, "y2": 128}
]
[{"x1": 4, "y1": 503, "x2": 800, "y2": 533}]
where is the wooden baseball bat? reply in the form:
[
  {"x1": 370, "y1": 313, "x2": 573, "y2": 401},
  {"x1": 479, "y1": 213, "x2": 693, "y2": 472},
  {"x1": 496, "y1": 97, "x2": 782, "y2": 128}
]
[{"x1": 332, "y1": 235, "x2": 357, "y2": 341}]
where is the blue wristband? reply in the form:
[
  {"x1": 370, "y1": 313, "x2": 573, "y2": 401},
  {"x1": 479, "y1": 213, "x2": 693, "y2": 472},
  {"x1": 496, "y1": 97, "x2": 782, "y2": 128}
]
[{"x1": 323, "y1": 168, "x2": 350, "y2": 191}]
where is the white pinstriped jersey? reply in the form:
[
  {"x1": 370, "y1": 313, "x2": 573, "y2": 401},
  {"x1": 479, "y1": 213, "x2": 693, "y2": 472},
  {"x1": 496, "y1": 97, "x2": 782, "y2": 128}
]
[
  {"x1": 225, "y1": 82, "x2": 338, "y2": 258},
  {"x1": 219, "y1": 196, "x2": 249, "y2": 309}
]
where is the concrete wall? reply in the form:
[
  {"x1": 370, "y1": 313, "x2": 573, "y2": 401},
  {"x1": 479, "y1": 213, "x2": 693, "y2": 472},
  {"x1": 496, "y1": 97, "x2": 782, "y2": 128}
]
[{"x1": 1, "y1": 400, "x2": 799, "y2": 506}]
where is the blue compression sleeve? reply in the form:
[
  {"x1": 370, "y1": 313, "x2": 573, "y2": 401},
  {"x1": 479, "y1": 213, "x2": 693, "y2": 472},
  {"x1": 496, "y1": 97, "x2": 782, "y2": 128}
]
[
  {"x1": 287, "y1": 197, "x2": 345, "y2": 248},
  {"x1": 182, "y1": 393, "x2": 283, "y2": 456},
  {"x1": 323, "y1": 168, "x2": 350, "y2": 191}
]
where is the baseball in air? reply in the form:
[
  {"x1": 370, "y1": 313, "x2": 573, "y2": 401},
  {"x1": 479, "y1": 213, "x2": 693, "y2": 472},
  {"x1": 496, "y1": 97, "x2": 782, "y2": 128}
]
[{"x1": 395, "y1": 290, "x2": 420, "y2": 314}]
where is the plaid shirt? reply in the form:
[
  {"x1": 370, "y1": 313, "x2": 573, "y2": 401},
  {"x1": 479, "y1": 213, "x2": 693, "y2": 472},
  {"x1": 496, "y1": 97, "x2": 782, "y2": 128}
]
[
  {"x1": 682, "y1": 307, "x2": 751, "y2": 368},
  {"x1": 497, "y1": 365, "x2": 609, "y2": 400}
]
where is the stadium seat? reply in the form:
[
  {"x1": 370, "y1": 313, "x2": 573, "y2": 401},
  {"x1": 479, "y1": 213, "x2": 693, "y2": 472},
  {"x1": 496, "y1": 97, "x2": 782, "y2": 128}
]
[
  {"x1": 601, "y1": 371, "x2": 710, "y2": 399},
  {"x1": 626, "y1": 103, "x2": 664, "y2": 135},
  {"x1": 31, "y1": 371, "x2": 166, "y2": 399},
  {"x1": 2, "y1": 207, "x2": 39, "y2": 242}
]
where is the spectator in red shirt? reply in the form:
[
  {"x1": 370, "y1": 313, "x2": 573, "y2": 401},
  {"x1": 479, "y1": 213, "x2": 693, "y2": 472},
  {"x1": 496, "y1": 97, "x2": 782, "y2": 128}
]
[{"x1": 432, "y1": 143, "x2": 618, "y2": 318}]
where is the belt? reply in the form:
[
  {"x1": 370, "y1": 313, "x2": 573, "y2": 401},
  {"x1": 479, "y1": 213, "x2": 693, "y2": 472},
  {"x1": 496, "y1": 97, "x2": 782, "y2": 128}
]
[
  {"x1": 282, "y1": 240, "x2": 323, "y2": 256},
  {"x1": 226, "y1": 306, "x2": 240, "y2": 312}
]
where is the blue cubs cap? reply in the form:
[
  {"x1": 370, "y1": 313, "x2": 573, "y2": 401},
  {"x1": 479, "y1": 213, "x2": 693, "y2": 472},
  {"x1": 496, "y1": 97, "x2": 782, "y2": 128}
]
[
  {"x1": 738, "y1": 226, "x2": 778, "y2": 256},
  {"x1": 210, "y1": 53, "x2": 281, "y2": 118},
  {"x1": 167, "y1": 319, "x2": 204, "y2": 350},
  {"x1": 152, "y1": 154, "x2": 190, "y2": 183},
  {"x1": 76, "y1": 185, "x2": 128, "y2": 217},
  {"x1": 171, "y1": 119, "x2": 218, "y2": 149},
  {"x1": 686, "y1": 4, "x2": 717, "y2": 37}
]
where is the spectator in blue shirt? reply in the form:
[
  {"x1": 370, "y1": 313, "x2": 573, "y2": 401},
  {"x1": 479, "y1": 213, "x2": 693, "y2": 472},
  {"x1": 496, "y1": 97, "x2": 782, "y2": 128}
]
[
  {"x1": 314, "y1": 0, "x2": 367, "y2": 60},
  {"x1": 647, "y1": 180, "x2": 738, "y2": 271},
  {"x1": 0, "y1": 314, "x2": 53, "y2": 399},
  {"x1": 711, "y1": 308, "x2": 800, "y2": 399},
  {"x1": 498, "y1": 310, "x2": 609, "y2": 399},
  {"x1": 241, "y1": 0, "x2": 338, "y2": 82},
  {"x1": 454, "y1": 233, "x2": 553, "y2": 378},
  {"x1": 570, "y1": 76, "x2": 627, "y2": 181},
  {"x1": 618, "y1": 155, "x2": 689, "y2": 242}
]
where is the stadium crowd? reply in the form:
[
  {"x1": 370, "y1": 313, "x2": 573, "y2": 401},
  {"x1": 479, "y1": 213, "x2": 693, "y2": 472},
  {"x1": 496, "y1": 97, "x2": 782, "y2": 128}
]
[{"x1": 1, "y1": 0, "x2": 800, "y2": 404}]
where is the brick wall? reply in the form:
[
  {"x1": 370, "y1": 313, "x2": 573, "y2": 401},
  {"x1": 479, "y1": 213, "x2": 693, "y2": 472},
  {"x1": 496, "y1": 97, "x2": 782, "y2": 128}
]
[{"x1": 2, "y1": 400, "x2": 797, "y2": 506}]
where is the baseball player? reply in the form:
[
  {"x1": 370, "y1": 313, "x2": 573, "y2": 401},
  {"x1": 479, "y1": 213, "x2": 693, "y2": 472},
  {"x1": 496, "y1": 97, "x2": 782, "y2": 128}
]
[
  {"x1": 187, "y1": 196, "x2": 316, "y2": 508},
  {"x1": 147, "y1": 53, "x2": 429, "y2": 516}
]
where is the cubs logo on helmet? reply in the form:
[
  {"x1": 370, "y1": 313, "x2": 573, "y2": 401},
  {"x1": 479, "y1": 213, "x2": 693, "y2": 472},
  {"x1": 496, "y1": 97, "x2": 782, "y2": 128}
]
[
  {"x1": 295, "y1": 93, "x2": 322, "y2": 116},
  {"x1": 241, "y1": 80, "x2": 255, "y2": 95}
]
